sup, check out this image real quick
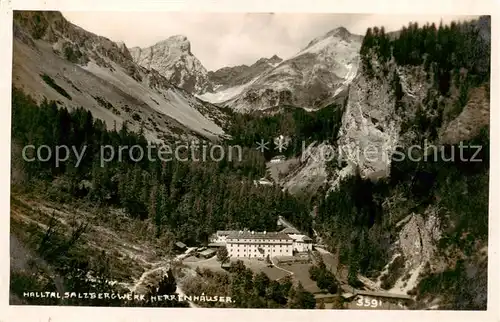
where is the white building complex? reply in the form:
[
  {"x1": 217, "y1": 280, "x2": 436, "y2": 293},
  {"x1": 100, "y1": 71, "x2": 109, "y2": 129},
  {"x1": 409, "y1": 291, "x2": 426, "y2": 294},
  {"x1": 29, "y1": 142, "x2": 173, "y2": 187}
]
[
  {"x1": 225, "y1": 231, "x2": 293, "y2": 258},
  {"x1": 210, "y1": 230, "x2": 235, "y2": 244},
  {"x1": 288, "y1": 233, "x2": 313, "y2": 252},
  {"x1": 278, "y1": 219, "x2": 313, "y2": 253}
]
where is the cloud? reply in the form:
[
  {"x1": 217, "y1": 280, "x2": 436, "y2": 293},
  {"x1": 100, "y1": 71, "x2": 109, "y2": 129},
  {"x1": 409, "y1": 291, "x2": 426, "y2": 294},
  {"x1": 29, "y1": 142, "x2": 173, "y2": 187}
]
[{"x1": 62, "y1": 12, "x2": 479, "y2": 71}]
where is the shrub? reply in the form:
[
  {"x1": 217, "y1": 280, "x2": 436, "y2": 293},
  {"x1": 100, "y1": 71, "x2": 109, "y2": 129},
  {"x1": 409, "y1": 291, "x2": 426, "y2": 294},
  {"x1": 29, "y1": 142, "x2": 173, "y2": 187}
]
[{"x1": 40, "y1": 74, "x2": 72, "y2": 100}]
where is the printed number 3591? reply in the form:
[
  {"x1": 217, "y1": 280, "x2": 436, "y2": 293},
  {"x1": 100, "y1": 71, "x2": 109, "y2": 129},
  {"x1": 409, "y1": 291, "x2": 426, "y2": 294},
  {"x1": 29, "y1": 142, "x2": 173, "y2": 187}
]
[{"x1": 356, "y1": 296, "x2": 382, "y2": 308}]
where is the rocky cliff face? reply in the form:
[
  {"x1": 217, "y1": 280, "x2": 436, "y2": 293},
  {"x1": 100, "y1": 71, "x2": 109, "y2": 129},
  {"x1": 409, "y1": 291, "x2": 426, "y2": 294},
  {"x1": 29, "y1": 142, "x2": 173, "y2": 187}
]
[
  {"x1": 130, "y1": 36, "x2": 213, "y2": 94},
  {"x1": 285, "y1": 16, "x2": 490, "y2": 309},
  {"x1": 12, "y1": 11, "x2": 227, "y2": 141},
  {"x1": 334, "y1": 64, "x2": 432, "y2": 181},
  {"x1": 439, "y1": 85, "x2": 490, "y2": 145},
  {"x1": 280, "y1": 61, "x2": 435, "y2": 193},
  {"x1": 332, "y1": 65, "x2": 489, "y2": 184}
]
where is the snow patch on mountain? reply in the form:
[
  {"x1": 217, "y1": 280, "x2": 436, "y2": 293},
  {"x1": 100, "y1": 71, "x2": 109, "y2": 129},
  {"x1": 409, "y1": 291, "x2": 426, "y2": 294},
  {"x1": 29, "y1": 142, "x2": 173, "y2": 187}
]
[
  {"x1": 196, "y1": 76, "x2": 260, "y2": 104},
  {"x1": 202, "y1": 55, "x2": 284, "y2": 105},
  {"x1": 211, "y1": 27, "x2": 362, "y2": 112}
]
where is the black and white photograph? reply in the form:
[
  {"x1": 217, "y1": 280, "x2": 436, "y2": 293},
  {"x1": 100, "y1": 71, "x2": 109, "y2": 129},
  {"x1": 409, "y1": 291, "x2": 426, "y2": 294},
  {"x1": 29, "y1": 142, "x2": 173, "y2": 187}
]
[{"x1": 3, "y1": 1, "x2": 498, "y2": 320}]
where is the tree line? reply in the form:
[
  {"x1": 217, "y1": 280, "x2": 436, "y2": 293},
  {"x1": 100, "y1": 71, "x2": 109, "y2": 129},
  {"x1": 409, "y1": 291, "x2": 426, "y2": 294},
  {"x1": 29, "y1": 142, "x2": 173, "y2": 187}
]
[
  {"x1": 361, "y1": 17, "x2": 490, "y2": 99},
  {"x1": 226, "y1": 100, "x2": 346, "y2": 160},
  {"x1": 185, "y1": 262, "x2": 317, "y2": 309}
]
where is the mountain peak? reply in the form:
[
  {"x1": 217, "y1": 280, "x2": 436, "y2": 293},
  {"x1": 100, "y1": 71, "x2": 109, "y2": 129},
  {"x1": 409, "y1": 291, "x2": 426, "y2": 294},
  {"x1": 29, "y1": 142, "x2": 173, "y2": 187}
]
[
  {"x1": 254, "y1": 55, "x2": 283, "y2": 67},
  {"x1": 304, "y1": 26, "x2": 354, "y2": 50},
  {"x1": 332, "y1": 26, "x2": 349, "y2": 34},
  {"x1": 326, "y1": 26, "x2": 352, "y2": 40},
  {"x1": 206, "y1": 23, "x2": 363, "y2": 111},
  {"x1": 167, "y1": 34, "x2": 189, "y2": 43},
  {"x1": 130, "y1": 35, "x2": 212, "y2": 94},
  {"x1": 268, "y1": 54, "x2": 283, "y2": 64},
  {"x1": 116, "y1": 41, "x2": 133, "y2": 60}
]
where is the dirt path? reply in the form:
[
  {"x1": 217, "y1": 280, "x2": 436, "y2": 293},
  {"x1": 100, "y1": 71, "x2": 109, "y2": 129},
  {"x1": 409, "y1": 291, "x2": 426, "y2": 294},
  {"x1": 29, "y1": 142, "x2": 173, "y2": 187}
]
[
  {"x1": 130, "y1": 261, "x2": 169, "y2": 293},
  {"x1": 271, "y1": 257, "x2": 294, "y2": 277},
  {"x1": 174, "y1": 248, "x2": 198, "y2": 308},
  {"x1": 127, "y1": 247, "x2": 198, "y2": 307}
]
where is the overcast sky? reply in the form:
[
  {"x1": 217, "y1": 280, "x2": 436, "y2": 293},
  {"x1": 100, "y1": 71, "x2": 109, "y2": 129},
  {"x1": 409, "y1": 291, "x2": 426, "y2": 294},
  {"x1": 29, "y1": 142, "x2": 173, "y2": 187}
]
[{"x1": 62, "y1": 12, "x2": 478, "y2": 71}]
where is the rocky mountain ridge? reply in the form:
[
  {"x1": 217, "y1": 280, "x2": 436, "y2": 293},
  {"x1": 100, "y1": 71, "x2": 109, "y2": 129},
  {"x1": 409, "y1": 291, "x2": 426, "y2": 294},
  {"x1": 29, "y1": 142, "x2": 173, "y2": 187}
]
[
  {"x1": 12, "y1": 11, "x2": 227, "y2": 142},
  {"x1": 198, "y1": 27, "x2": 363, "y2": 112},
  {"x1": 129, "y1": 35, "x2": 213, "y2": 95},
  {"x1": 207, "y1": 54, "x2": 283, "y2": 89},
  {"x1": 112, "y1": 25, "x2": 363, "y2": 114}
]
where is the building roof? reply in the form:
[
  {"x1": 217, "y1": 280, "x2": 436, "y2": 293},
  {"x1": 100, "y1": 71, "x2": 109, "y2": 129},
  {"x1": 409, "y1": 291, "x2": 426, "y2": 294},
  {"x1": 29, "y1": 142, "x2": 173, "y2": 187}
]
[
  {"x1": 355, "y1": 290, "x2": 414, "y2": 301},
  {"x1": 199, "y1": 249, "x2": 216, "y2": 256},
  {"x1": 289, "y1": 234, "x2": 313, "y2": 242},
  {"x1": 281, "y1": 227, "x2": 301, "y2": 234},
  {"x1": 341, "y1": 292, "x2": 356, "y2": 299},
  {"x1": 216, "y1": 230, "x2": 238, "y2": 236},
  {"x1": 227, "y1": 231, "x2": 293, "y2": 240},
  {"x1": 275, "y1": 256, "x2": 297, "y2": 262},
  {"x1": 207, "y1": 242, "x2": 226, "y2": 248},
  {"x1": 175, "y1": 241, "x2": 187, "y2": 248},
  {"x1": 315, "y1": 294, "x2": 345, "y2": 300}
]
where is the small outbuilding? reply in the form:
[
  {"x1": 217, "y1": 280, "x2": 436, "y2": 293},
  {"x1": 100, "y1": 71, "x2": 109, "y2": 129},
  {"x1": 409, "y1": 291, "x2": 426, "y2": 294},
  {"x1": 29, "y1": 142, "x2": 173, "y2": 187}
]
[
  {"x1": 199, "y1": 248, "x2": 217, "y2": 259},
  {"x1": 208, "y1": 242, "x2": 226, "y2": 248},
  {"x1": 174, "y1": 241, "x2": 187, "y2": 251}
]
